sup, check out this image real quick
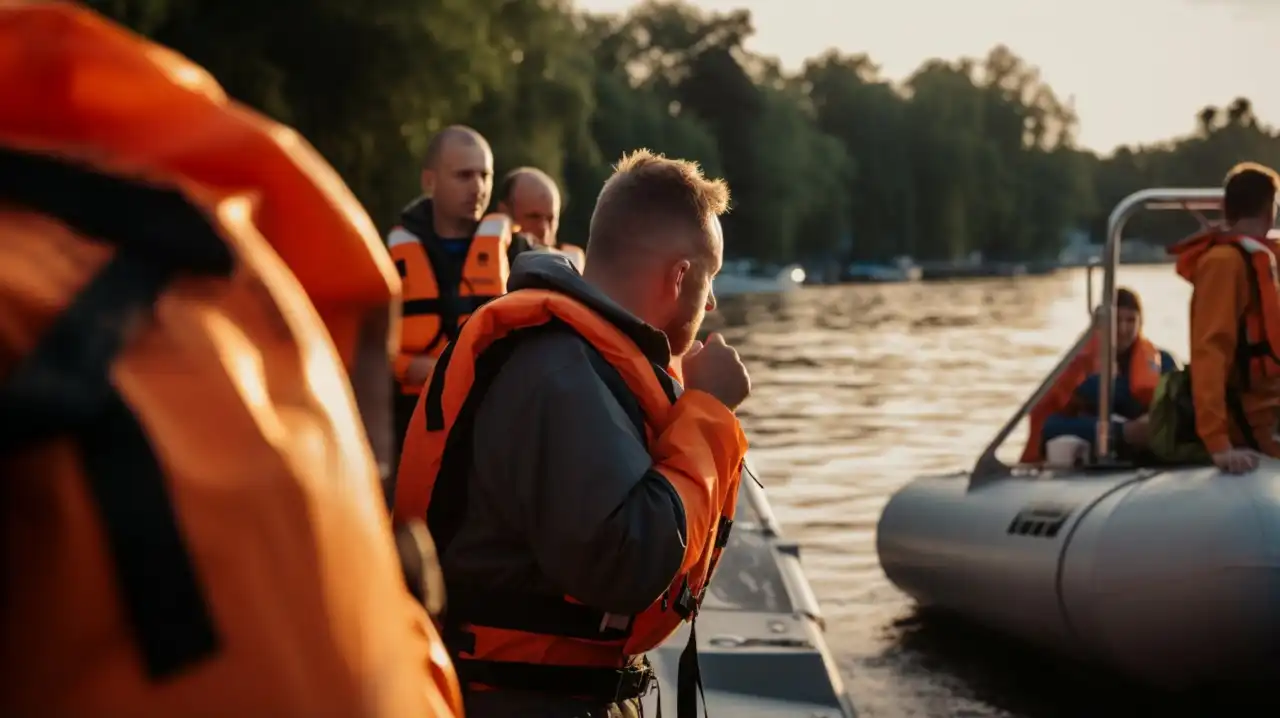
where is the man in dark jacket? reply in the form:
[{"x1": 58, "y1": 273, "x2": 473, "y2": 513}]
[{"x1": 394, "y1": 150, "x2": 751, "y2": 717}]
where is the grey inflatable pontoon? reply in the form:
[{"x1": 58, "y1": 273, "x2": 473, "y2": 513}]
[
  {"x1": 646, "y1": 459, "x2": 856, "y2": 717},
  {"x1": 877, "y1": 188, "x2": 1280, "y2": 688}
]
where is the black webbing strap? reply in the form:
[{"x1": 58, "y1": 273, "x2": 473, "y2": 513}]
[
  {"x1": 1215, "y1": 242, "x2": 1269, "y2": 452},
  {"x1": 0, "y1": 255, "x2": 166, "y2": 450},
  {"x1": 675, "y1": 623, "x2": 707, "y2": 718},
  {"x1": 0, "y1": 253, "x2": 219, "y2": 680},
  {"x1": 445, "y1": 583, "x2": 631, "y2": 644},
  {"x1": 453, "y1": 657, "x2": 655, "y2": 702},
  {"x1": 0, "y1": 147, "x2": 232, "y2": 680},
  {"x1": 0, "y1": 148, "x2": 233, "y2": 274}
]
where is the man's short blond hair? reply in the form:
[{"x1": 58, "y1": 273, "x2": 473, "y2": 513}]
[
  {"x1": 1226, "y1": 161, "x2": 1280, "y2": 184},
  {"x1": 586, "y1": 149, "x2": 729, "y2": 264}
]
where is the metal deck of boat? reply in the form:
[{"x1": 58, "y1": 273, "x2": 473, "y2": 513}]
[{"x1": 644, "y1": 462, "x2": 856, "y2": 717}]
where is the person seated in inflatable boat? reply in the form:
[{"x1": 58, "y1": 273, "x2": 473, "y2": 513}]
[{"x1": 1022, "y1": 287, "x2": 1178, "y2": 463}]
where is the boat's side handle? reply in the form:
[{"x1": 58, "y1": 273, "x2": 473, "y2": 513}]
[{"x1": 970, "y1": 318, "x2": 1099, "y2": 486}]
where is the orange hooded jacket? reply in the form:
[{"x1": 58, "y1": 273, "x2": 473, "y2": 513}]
[{"x1": 1168, "y1": 229, "x2": 1280, "y2": 456}]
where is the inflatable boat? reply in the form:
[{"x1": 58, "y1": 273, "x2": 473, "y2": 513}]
[
  {"x1": 646, "y1": 459, "x2": 856, "y2": 717},
  {"x1": 876, "y1": 188, "x2": 1280, "y2": 688}
]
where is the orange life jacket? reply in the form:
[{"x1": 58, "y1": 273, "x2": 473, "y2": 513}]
[
  {"x1": 0, "y1": 4, "x2": 460, "y2": 717},
  {"x1": 388, "y1": 212, "x2": 512, "y2": 392},
  {"x1": 1020, "y1": 334, "x2": 1163, "y2": 463},
  {"x1": 393, "y1": 282, "x2": 740, "y2": 711},
  {"x1": 1120, "y1": 336, "x2": 1163, "y2": 408},
  {"x1": 1171, "y1": 232, "x2": 1280, "y2": 388}
]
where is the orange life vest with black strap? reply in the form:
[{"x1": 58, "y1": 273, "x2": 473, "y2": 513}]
[
  {"x1": 1209, "y1": 234, "x2": 1280, "y2": 389},
  {"x1": 1020, "y1": 333, "x2": 1163, "y2": 463},
  {"x1": 387, "y1": 208, "x2": 512, "y2": 393},
  {"x1": 394, "y1": 283, "x2": 741, "y2": 716},
  {"x1": 0, "y1": 5, "x2": 461, "y2": 715}
]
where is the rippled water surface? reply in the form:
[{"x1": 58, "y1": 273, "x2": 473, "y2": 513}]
[{"x1": 708, "y1": 266, "x2": 1264, "y2": 718}]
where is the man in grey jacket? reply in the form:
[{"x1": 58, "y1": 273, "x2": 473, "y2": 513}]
[{"x1": 395, "y1": 149, "x2": 751, "y2": 717}]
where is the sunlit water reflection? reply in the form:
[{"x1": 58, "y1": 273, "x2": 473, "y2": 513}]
[{"x1": 711, "y1": 267, "x2": 1273, "y2": 717}]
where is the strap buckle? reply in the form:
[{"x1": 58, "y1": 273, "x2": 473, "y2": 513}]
[
  {"x1": 599, "y1": 612, "x2": 632, "y2": 633},
  {"x1": 714, "y1": 515, "x2": 733, "y2": 548},
  {"x1": 613, "y1": 659, "x2": 657, "y2": 703},
  {"x1": 672, "y1": 580, "x2": 697, "y2": 620}
]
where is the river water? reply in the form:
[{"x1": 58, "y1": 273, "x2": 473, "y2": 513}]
[{"x1": 709, "y1": 266, "x2": 1261, "y2": 718}]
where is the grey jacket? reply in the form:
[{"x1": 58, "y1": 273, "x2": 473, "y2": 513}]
[{"x1": 445, "y1": 252, "x2": 690, "y2": 717}]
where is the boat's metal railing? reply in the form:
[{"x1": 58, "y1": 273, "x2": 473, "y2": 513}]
[{"x1": 970, "y1": 188, "x2": 1225, "y2": 486}]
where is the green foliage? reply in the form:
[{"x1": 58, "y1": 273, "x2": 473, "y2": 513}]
[{"x1": 90, "y1": 0, "x2": 1280, "y2": 261}]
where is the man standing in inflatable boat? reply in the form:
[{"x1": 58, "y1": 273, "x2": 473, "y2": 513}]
[
  {"x1": 395, "y1": 150, "x2": 751, "y2": 717},
  {"x1": 1167, "y1": 162, "x2": 1280, "y2": 474}
]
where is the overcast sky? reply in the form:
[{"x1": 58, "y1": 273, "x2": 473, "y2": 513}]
[{"x1": 577, "y1": 0, "x2": 1275, "y2": 153}]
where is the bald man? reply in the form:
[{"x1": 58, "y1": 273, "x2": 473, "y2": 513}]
[
  {"x1": 386, "y1": 126, "x2": 537, "y2": 476},
  {"x1": 498, "y1": 167, "x2": 586, "y2": 270}
]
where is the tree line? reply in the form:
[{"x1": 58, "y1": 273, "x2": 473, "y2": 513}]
[{"x1": 90, "y1": 0, "x2": 1280, "y2": 263}]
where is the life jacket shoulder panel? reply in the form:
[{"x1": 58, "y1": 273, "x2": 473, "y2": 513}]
[{"x1": 393, "y1": 286, "x2": 738, "y2": 702}]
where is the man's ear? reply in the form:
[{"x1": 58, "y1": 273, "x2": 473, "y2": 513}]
[
  {"x1": 420, "y1": 169, "x2": 435, "y2": 198},
  {"x1": 667, "y1": 259, "x2": 690, "y2": 301}
]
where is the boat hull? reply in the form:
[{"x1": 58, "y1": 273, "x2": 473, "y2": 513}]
[{"x1": 876, "y1": 464, "x2": 1280, "y2": 687}]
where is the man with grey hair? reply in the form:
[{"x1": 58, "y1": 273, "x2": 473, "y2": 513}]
[{"x1": 498, "y1": 166, "x2": 586, "y2": 270}]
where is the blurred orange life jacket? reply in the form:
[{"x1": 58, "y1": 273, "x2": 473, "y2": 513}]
[{"x1": 0, "y1": 3, "x2": 461, "y2": 716}]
